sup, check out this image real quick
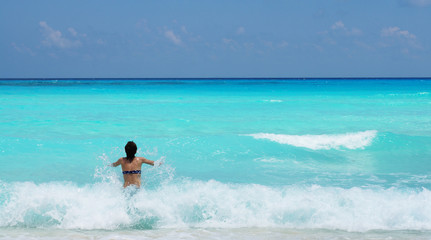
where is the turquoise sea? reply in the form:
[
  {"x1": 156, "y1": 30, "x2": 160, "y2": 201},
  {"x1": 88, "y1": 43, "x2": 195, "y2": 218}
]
[{"x1": 0, "y1": 79, "x2": 431, "y2": 239}]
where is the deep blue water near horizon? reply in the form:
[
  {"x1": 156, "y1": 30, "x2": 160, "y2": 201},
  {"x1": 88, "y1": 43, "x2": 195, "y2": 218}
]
[{"x1": 0, "y1": 79, "x2": 431, "y2": 239}]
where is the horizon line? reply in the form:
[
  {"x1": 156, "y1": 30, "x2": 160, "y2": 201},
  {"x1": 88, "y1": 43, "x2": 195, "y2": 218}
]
[{"x1": 1, "y1": 77, "x2": 431, "y2": 80}]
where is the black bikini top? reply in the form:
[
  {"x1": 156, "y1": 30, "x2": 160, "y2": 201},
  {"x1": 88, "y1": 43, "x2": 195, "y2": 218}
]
[{"x1": 122, "y1": 170, "x2": 141, "y2": 174}]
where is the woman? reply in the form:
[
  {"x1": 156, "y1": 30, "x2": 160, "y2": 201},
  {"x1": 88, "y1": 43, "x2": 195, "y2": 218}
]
[{"x1": 111, "y1": 141, "x2": 155, "y2": 188}]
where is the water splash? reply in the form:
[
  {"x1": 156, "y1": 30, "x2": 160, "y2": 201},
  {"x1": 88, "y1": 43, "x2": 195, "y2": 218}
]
[{"x1": 1, "y1": 178, "x2": 430, "y2": 231}]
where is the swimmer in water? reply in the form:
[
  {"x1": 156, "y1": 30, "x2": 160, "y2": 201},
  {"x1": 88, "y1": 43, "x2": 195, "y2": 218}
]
[{"x1": 111, "y1": 141, "x2": 156, "y2": 188}]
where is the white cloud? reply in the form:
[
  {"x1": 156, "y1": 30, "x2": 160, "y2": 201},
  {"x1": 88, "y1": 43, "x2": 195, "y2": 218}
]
[
  {"x1": 136, "y1": 19, "x2": 151, "y2": 33},
  {"x1": 381, "y1": 26, "x2": 416, "y2": 39},
  {"x1": 404, "y1": 0, "x2": 431, "y2": 7},
  {"x1": 181, "y1": 26, "x2": 188, "y2": 34},
  {"x1": 68, "y1": 28, "x2": 77, "y2": 37},
  {"x1": 312, "y1": 44, "x2": 324, "y2": 52},
  {"x1": 331, "y1": 21, "x2": 345, "y2": 30},
  {"x1": 380, "y1": 26, "x2": 422, "y2": 53},
  {"x1": 236, "y1": 27, "x2": 245, "y2": 35},
  {"x1": 222, "y1": 38, "x2": 235, "y2": 44},
  {"x1": 222, "y1": 38, "x2": 238, "y2": 51},
  {"x1": 278, "y1": 41, "x2": 289, "y2": 48},
  {"x1": 11, "y1": 42, "x2": 36, "y2": 56},
  {"x1": 164, "y1": 30, "x2": 182, "y2": 46},
  {"x1": 39, "y1": 21, "x2": 81, "y2": 48},
  {"x1": 401, "y1": 48, "x2": 410, "y2": 54},
  {"x1": 96, "y1": 39, "x2": 106, "y2": 45},
  {"x1": 243, "y1": 42, "x2": 255, "y2": 49},
  {"x1": 263, "y1": 40, "x2": 273, "y2": 48},
  {"x1": 349, "y1": 28, "x2": 363, "y2": 36},
  {"x1": 331, "y1": 21, "x2": 362, "y2": 36}
]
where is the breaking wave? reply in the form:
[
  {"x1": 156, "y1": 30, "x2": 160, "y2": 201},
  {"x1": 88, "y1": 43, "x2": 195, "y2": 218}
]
[
  {"x1": 0, "y1": 179, "x2": 430, "y2": 231},
  {"x1": 246, "y1": 130, "x2": 377, "y2": 150}
]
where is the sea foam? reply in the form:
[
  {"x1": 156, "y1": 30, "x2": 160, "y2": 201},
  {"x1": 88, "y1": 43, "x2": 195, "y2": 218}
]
[
  {"x1": 246, "y1": 130, "x2": 377, "y2": 150},
  {"x1": 1, "y1": 179, "x2": 430, "y2": 231}
]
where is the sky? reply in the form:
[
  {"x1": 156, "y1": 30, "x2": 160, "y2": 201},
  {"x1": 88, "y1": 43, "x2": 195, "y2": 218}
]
[{"x1": 1, "y1": 0, "x2": 430, "y2": 78}]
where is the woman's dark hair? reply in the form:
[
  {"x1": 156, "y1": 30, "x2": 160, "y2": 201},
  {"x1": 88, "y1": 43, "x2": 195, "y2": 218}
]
[{"x1": 125, "y1": 141, "x2": 137, "y2": 162}]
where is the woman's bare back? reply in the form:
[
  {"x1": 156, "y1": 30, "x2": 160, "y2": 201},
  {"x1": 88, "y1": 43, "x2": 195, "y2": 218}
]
[{"x1": 112, "y1": 157, "x2": 154, "y2": 188}]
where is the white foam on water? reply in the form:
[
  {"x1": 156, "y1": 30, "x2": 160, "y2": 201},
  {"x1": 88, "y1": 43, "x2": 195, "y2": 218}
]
[
  {"x1": 1, "y1": 179, "x2": 430, "y2": 232},
  {"x1": 246, "y1": 130, "x2": 378, "y2": 150},
  {"x1": 387, "y1": 92, "x2": 430, "y2": 97},
  {"x1": 263, "y1": 99, "x2": 283, "y2": 103},
  {"x1": 254, "y1": 157, "x2": 285, "y2": 163}
]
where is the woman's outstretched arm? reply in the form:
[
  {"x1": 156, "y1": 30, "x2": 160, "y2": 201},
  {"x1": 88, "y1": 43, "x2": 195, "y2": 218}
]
[
  {"x1": 140, "y1": 157, "x2": 155, "y2": 166},
  {"x1": 111, "y1": 158, "x2": 122, "y2": 167}
]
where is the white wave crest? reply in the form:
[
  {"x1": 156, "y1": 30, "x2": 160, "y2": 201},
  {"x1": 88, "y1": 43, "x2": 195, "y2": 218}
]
[
  {"x1": 246, "y1": 130, "x2": 377, "y2": 150},
  {"x1": 1, "y1": 180, "x2": 430, "y2": 232}
]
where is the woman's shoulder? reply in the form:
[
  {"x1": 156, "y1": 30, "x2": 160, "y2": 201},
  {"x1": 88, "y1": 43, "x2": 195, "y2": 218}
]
[{"x1": 135, "y1": 156, "x2": 148, "y2": 162}]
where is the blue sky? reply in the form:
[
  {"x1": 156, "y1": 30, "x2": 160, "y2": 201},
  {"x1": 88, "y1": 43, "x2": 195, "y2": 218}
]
[{"x1": 1, "y1": 0, "x2": 430, "y2": 78}]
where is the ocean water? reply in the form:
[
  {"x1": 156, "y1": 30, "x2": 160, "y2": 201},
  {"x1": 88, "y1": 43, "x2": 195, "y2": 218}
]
[{"x1": 0, "y1": 79, "x2": 431, "y2": 239}]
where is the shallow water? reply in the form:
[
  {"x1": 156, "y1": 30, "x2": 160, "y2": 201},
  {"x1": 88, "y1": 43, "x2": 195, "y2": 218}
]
[{"x1": 1, "y1": 228, "x2": 431, "y2": 240}]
